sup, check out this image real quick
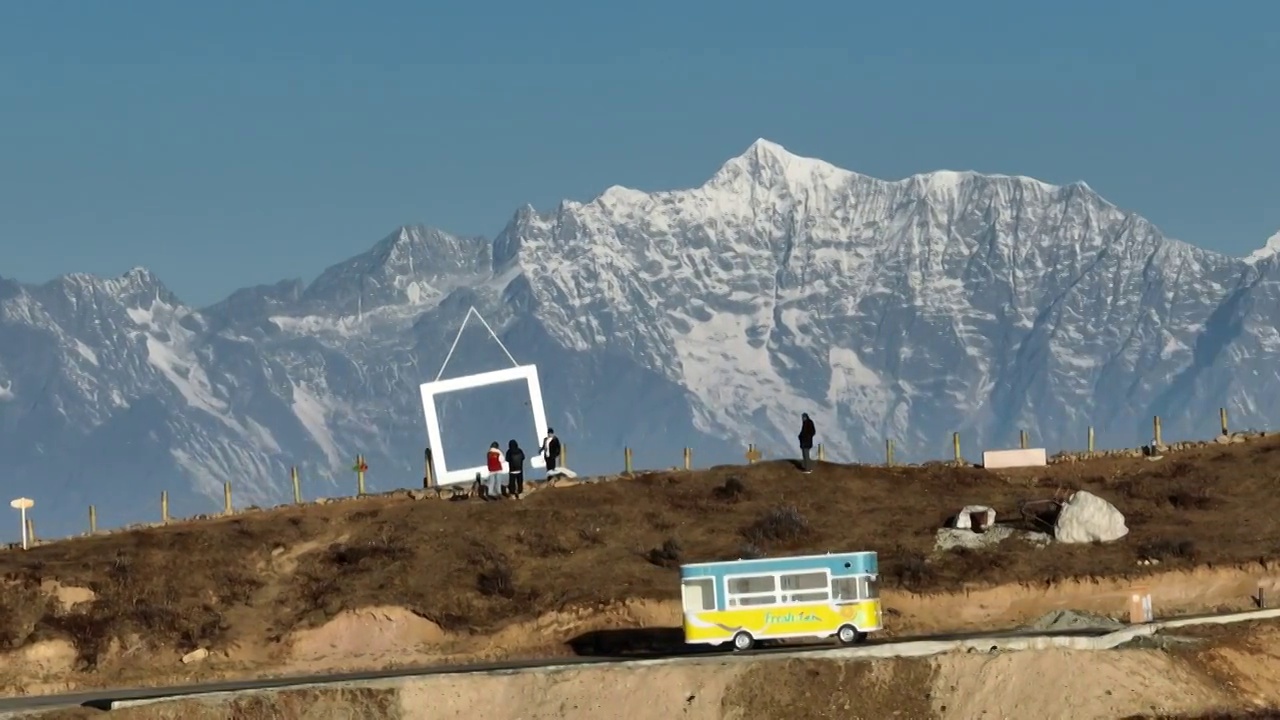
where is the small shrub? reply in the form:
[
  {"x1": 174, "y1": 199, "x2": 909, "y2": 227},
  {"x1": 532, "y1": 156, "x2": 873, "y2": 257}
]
[
  {"x1": 712, "y1": 477, "x2": 749, "y2": 503},
  {"x1": 644, "y1": 511, "x2": 676, "y2": 532},
  {"x1": 577, "y1": 526, "x2": 606, "y2": 546},
  {"x1": 477, "y1": 560, "x2": 517, "y2": 599},
  {"x1": 1139, "y1": 537, "x2": 1198, "y2": 561},
  {"x1": 884, "y1": 549, "x2": 935, "y2": 591},
  {"x1": 741, "y1": 505, "x2": 811, "y2": 546},
  {"x1": 646, "y1": 538, "x2": 684, "y2": 569},
  {"x1": 515, "y1": 529, "x2": 572, "y2": 558},
  {"x1": 737, "y1": 542, "x2": 765, "y2": 560},
  {"x1": 1166, "y1": 486, "x2": 1215, "y2": 510}
]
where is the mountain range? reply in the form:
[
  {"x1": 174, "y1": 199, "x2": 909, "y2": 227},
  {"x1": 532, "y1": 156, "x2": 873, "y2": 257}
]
[{"x1": 3, "y1": 138, "x2": 1279, "y2": 539}]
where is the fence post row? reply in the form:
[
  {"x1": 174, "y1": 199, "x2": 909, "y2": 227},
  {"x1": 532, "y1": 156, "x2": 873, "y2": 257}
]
[{"x1": 54, "y1": 407, "x2": 1247, "y2": 540}]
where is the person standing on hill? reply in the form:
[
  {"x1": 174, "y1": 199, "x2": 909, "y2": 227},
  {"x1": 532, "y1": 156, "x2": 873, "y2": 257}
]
[
  {"x1": 506, "y1": 439, "x2": 526, "y2": 498},
  {"x1": 483, "y1": 441, "x2": 504, "y2": 499},
  {"x1": 541, "y1": 427, "x2": 562, "y2": 476},
  {"x1": 798, "y1": 413, "x2": 816, "y2": 474}
]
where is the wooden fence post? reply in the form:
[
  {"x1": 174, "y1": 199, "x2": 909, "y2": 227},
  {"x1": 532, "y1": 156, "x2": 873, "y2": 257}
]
[
  {"x1": 1153, "y1": 416, "x2": 1163, "y2": 447},
  {"x1": 953, "y1": 432, "x2": 962, "y2": 464},
  {"x1": 886, "y1": 438, "x2": 895, "y2": 466},
  {"x1": 292, "y1": 466, "x2": 302, "y2": 503},
  {"x1": 355, "y1": 454, "x2": 368, "y2": 496},
  {"x1": 161, "y1": 491, "x2": 169, "y2": 525},
  {"x1": 1220, "y1": 407, "x2": 1229, "y2": 436},
  {"x1": 1087, "y1": 425, "x2": 1095, "y2": 454},
  {"x1": 88, "y1": 505, "x2": 97, "y2": 534},
  {"x1": 624, "y1": 447, "x2": 633, "y2": 474},
  {"x1": 562, "y1": 443, "x2": 568, "y2": 468},
  {"x1": 683, "y1": 447, "x2": 692, "y2": 470},
  {"x1": 1019, "y1": 430, "x2": 1028, "y2": 449},
  {"x1": 223, "y1": 482, "x2": 232, "y2": 515},
  {"x1": 817, "y1": 444, "x2": 825, "y2": 462},
  {"x1": 26, "y1": 517, "x2": 34, "y2": 545},
  {"x1": 423, "y1": 449, "x2": 435, "y2": 489}
]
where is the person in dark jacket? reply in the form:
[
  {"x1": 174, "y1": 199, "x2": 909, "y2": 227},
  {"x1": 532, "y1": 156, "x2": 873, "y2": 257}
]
[
  {"x1": 541, "y1": 428, "x2": 562, "y2": 476},
  {"x1": 798, "y1": 413, "x2": 816, "y2": 473},
  {"x1": 506, "y1": 439, "x2": 526, "y2": 498}
]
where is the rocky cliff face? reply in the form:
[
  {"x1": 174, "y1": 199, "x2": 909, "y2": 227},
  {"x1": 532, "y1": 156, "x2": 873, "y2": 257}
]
[{"x1": 1, "y1": 140, "x2": 1275, "y2": 537}]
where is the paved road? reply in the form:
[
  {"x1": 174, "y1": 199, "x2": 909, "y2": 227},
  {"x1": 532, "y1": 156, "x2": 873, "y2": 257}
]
[{"x1": 0, "y1": 624, "x2": 1117, "y2": 714}]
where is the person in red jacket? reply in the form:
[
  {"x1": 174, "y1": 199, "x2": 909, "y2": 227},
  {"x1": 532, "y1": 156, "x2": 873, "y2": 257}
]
[{"x1": 483, "y1": 441, "x2": 504, "y2": 499}]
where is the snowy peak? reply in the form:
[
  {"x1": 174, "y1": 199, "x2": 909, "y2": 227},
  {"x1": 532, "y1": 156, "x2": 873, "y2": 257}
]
[
  {"x1": 38, "y1": 266, "x2": 183, "y2": 317},
  {"x1": 298, "y1": 224, "x2": 491, "y2": 314},
  {"x1": 1245, "y1": 230, "x2": 1280, "y2": 264},
  {"x1": 708, "y1": 138, "x2": 856, "y2": 191}
]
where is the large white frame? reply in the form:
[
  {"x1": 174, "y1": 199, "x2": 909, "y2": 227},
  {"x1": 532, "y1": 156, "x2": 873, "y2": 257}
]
[{"x1": 419, "y1": 364, "x2": 549, "y2": 486}]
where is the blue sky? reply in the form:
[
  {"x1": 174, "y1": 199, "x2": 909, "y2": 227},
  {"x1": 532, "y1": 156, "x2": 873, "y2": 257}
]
[{"x1": 2, "y1": 0, "x2": 1276, "y2": 307}]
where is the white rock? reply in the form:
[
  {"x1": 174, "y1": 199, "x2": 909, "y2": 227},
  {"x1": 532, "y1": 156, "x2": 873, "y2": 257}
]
[
  {"x1": 952, "y1": 505, "x2": 996, "y2": 531},
  {"x1": 1054, "y1": 490, "x2": 1129, "y2": 544},
  {"x1": 181, "y1": 647, "x2": 209, "y2": 664}
]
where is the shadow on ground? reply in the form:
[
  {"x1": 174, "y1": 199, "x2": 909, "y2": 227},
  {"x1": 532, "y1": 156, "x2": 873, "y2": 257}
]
[{"x1": 565, "y1": 627, "x2": 719, "y2": 658}]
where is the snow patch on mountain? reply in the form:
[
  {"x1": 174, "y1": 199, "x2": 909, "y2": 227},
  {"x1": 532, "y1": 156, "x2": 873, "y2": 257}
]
[{"x1": 1246, "y1": 230, "x2": 1280, "y2": 264}]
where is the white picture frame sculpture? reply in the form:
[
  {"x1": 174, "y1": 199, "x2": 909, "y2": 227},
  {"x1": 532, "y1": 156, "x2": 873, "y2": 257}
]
[{"x1": 419, "y1": 307, "x2": 549, "y2": 486}]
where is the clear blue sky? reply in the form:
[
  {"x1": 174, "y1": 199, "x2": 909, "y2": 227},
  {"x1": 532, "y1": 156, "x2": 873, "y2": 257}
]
[{"x1": 2, "y1": 0, "x2": 1276, "y2": 307}]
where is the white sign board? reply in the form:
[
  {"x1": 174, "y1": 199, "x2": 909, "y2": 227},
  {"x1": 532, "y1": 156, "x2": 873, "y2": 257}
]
[
  {"x1": 419, "y1": 364, "x2": 549, "y2": 486},
  {"x1": 981, "y1": 448, "x2": 1048, "y2": 469}
]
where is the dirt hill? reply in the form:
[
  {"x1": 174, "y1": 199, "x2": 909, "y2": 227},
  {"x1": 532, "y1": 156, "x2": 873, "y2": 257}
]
[{"x1": 2, "y1": 431, "x2": 1280, "y2": 694}]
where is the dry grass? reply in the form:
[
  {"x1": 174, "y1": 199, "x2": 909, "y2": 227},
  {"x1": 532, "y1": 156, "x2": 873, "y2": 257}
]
[{"x1": 5, "y1": 434, "x2": 1280, "y2": 668}]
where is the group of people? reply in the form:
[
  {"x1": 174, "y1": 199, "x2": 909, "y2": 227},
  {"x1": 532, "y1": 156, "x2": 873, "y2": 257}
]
[
  {"x1": 478, "y1": 428, "x2": 562, "y2": 500},
  {"x1": 472, "y1": 414, "x2": 816, "y2": 500}
]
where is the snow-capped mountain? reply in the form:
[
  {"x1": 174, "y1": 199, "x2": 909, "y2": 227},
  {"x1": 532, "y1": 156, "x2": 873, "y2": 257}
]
[{"x1": 2, "y1": 139, "x2": 1277, "y2": 538}]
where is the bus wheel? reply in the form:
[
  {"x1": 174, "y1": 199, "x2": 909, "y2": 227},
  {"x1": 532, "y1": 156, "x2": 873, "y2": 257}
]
[
  {"x1": 837, "y1": 625, "x2": 866, "y2": 645},
  {"x1": 731, "y1": 631, "x2": 754, "y2": 651}
]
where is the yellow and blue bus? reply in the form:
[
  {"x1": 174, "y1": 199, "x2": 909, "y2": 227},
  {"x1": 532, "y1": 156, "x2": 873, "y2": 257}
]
[{"x1": 679, "y1": 551, "x2": 882, "y2": 651}]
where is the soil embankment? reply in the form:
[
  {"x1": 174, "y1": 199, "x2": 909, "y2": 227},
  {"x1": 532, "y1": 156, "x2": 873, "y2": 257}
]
[{"x1": 17, "y1": 621, "x2": 1280, "y2": 720}]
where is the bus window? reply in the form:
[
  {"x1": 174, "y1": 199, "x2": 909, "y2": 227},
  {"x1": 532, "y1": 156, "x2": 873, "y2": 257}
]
[
  {"x1": 832, "y1": 577, "x2": 859, "y2": 602},
  {"x1": 728, "y1": 575, "x2": 776, "y2": 594},
  {"x1": 780, "y1": 571, "x2": 827, "y2": 591},
  {"x1": 789, "y1": 591, "x2": 829, "y2": 603},
  {"x1": 861, "y1": 574, "x2": 879, "y2": 599},
  {"x1": 682, "y1": 578, "x2": 716, "y2": 612},
  {"x1": 737, "y1": 594, "x2": 777, "y2": 606}
]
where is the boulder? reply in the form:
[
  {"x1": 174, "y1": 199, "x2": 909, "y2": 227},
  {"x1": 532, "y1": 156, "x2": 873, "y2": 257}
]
[
  {"x1": 951, "y1": 505, "x2": 996, "y2": 532},
  {"x1": 1054, "y1": 490, "x2": 1128, "y2": 544}
]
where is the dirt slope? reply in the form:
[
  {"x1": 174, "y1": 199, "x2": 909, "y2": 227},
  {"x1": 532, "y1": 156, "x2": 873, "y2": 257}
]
[
  {"x1": 2, "y1": 431, "x2": 1280, "y2": 693},
  {"x1": 18, "y1": 620, "x2": 1280, "y2": 720}
]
